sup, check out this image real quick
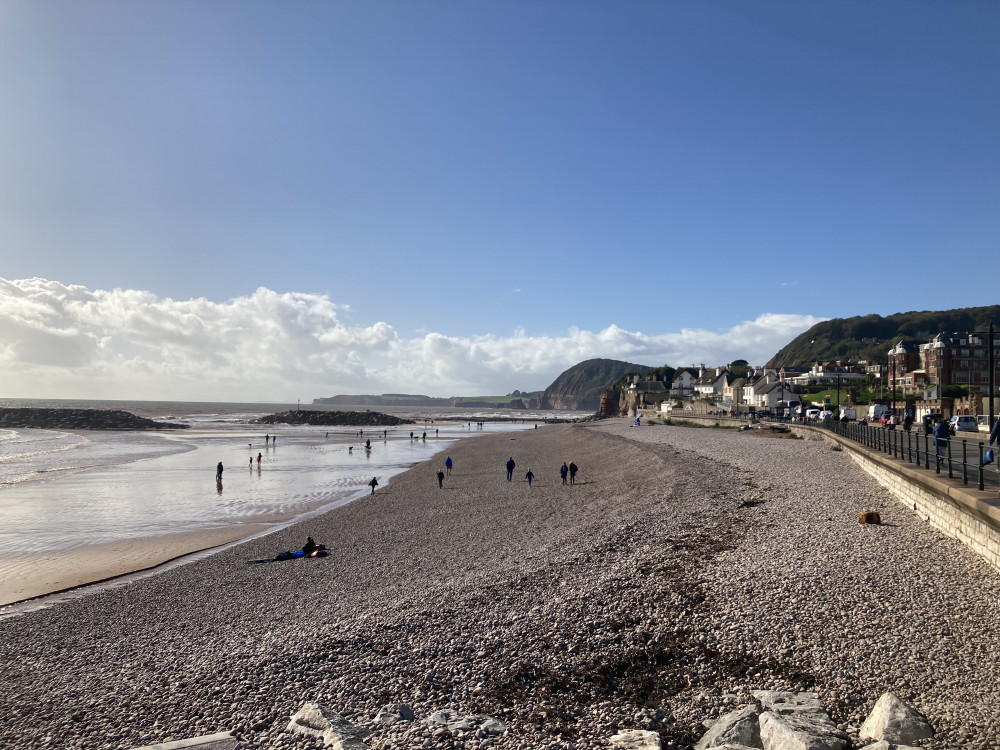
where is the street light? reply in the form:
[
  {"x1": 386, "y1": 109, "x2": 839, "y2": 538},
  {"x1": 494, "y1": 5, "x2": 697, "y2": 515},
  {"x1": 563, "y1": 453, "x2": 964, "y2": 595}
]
[
  {"x1": 890, "y1": 353, "x2": 896, "y2": 413},
  {"x1": 990, "y1": 322, "x2": 996, "y2": 430}
]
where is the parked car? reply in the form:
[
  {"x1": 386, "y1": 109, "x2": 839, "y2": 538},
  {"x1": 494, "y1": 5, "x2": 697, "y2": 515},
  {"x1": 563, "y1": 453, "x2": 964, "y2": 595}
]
[
  {"x1": 805, "y1": 408, "x2": 821, "y2": 420},
  {"x1": 949, "y1": 415, "x2": 978, "y2": 435}
]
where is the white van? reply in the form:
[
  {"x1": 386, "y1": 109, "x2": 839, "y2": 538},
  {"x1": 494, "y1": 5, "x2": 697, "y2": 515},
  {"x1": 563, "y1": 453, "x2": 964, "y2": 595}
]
[
  {"x1": 868, "y1": 404, "x2": 890, "y2": 420},
  {"x1": 805, "y1": 408, "x2": 821, "y2": 420}
]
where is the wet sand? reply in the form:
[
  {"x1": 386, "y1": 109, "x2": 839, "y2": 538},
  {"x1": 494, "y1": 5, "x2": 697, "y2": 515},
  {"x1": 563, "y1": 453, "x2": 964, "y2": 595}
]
[{"x1": 0, "y1": 523, "x2": 274, "y2": 605}]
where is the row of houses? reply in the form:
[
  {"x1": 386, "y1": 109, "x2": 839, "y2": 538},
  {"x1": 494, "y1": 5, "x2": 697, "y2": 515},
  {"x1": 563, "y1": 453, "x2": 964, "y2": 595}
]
[
  {"x1": 613, "y1": 330, "x2": 1000, "y2": 416},
  {"x1": 622, "y1": 365, "x2": 806, "y2": 411}
]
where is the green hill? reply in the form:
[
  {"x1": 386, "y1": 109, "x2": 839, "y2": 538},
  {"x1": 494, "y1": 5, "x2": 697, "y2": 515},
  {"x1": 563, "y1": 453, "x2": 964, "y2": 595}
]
[
  {"x1": 540, "y1": 358, "x2": 653, "y2": 411},
  {"x1": 767, "y1": 306, "x2": 1000, "y2": 368}
]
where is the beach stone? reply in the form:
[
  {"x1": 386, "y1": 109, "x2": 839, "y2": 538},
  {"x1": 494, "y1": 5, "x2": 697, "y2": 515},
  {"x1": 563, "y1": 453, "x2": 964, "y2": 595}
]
[
  {"x1": 424, "y1": 709, "x2": 505, "y2": 736},
  {"x1": 752, "y1": 690, "x2": 824, "y2": 716},
  {"x1": 695, "y1": 704, "x2": 763, "y2": 748},
  {"x1": 859, "y1": 693, "x2": 934, "y2": 745},
  {"x1": 859, "y1": 742, "x2": 924, "y2": 750},
  {"x1": 758, "y1": 712, "x2": 848, "y2": 750},
  {"x1": 609, "y1": 728, "x2": 662, "y2": 749},
  {"x1": 374, "y1": 703, "x2": 415, "y2": 726},
  {"x1": 286, "y1": 702, "x2": 371, "y2": 748}
]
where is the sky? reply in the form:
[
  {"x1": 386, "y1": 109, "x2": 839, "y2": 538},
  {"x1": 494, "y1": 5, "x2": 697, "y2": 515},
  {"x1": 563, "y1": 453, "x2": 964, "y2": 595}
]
[{"x1": 0, "y1": 1, "x2": 997, "y2": 401}]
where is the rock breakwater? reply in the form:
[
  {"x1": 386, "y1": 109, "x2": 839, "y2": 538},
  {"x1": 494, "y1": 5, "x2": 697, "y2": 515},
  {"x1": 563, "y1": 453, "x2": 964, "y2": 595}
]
[
  {"x1": 252, "y1": 410, "x2": 414, "y2": 426},
  {"x1": 0, "y1": 407, "x2": 187, "y2": 430}
]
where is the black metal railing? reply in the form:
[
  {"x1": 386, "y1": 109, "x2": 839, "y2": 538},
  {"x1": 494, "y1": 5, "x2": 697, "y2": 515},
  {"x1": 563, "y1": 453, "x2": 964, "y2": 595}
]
[{"x1": 823, "y1": 420, "x2": 998, "y2": 494}]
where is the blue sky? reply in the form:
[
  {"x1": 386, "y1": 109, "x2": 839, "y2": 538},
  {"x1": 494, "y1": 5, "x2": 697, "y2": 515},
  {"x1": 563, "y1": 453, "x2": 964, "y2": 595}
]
[{"x1": 0, "y1": 2, "x2": 997, "y2": 400}]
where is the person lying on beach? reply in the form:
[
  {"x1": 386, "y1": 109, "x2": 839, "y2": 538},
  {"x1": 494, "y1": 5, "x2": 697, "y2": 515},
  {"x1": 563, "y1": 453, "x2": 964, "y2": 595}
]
[{"x1": 271, "y1": 537, "x2": 328, "y2": 561}]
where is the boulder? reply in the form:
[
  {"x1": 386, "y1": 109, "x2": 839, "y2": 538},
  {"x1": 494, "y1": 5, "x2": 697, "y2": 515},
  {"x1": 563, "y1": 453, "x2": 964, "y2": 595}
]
[
  {"x1": 695, "y1": 704, "x2": 763, "y2": 749},
  {"x1": 752, "y1": 691, "x2": 825, "y2": 717},
  {"x1": 286, "y1": 703, "x2": 370, "y2": 749},
  {"x1": 424, "y1": 709, "x2": 506, "y2": 736},
  {"x1": 374, "y1": 703, "x2": 415, "y2": 726},
  {"x1": 758, "y1": 712, "x2": 848, "y2": 750},
  {"x1": 859, "y1": 693, "x2": 934, "y2": 745},
  {"x1": 609, "y1": 729, "x2": 662, "y2": 749}
]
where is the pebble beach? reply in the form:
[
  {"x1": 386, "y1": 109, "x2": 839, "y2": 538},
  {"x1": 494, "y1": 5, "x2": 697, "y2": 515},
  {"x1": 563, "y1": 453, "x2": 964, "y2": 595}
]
[{"x1": 2, "y1": 419, "x2": 1000, "y2": 749}]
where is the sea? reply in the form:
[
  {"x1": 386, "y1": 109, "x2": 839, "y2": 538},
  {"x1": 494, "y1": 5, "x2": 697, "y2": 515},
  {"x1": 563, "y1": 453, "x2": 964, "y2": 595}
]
[{"x1": 0, "y1": 398, "x2": 588, "y2": 609}]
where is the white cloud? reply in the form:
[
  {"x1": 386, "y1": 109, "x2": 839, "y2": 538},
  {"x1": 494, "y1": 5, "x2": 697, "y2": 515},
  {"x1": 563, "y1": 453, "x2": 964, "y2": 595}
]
[{"x1": 0, "y1": 277, "x2": 824, "y2": 400}]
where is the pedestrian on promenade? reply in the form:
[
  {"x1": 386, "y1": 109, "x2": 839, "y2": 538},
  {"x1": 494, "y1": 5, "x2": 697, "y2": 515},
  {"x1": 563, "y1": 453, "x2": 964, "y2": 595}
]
[
  {"x1": 934, "y1": 417, "x2": 950, "y2": 463},
  {"x1": 569, "y1": 461, "x2": 578, "y2": 485},
  {"x1": 525, "y1": 469, "x2": 534, "y2": 487},
  {"x1": 437, "y1": 470, "x2": 445, "y2": 488},
  {"x1": 506, "y1": 457, "x2": 515, "y2": 482},
  {"x1": 560, "y1": 463, "x2": 568, "y2": 485},
  {"x1": 369, "y1": 476, "x2": 379, "y2": 494},
  {"x1": 445, "y1": 456, "x2": 453, "y2": 475},
  {"x1": 216, "y1": 462, "x2": 223, "y2": 481}
]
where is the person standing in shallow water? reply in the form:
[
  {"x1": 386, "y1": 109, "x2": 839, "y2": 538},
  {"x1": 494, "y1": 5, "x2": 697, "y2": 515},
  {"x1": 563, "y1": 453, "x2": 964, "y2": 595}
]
[
  {"x1": 216, "y1": 462, "x2": 224, "y2": 481},
  {"x1": 506, "y1": 457, "x2": 515, "y2": 482}
]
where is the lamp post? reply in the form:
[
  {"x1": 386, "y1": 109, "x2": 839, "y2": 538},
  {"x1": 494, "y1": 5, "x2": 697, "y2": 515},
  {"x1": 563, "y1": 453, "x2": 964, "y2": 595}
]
[
  {"x1": 990, "y1": 322, "x2": 996, "y2": 430},
  {"x1": 890, "y1": 353, "x2": 896, "y2": 413}
]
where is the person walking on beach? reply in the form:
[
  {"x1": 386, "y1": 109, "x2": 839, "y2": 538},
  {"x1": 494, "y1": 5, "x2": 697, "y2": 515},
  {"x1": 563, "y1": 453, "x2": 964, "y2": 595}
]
[
  {"x1": 257, "y1": 452, "x2": 262, "y2": 466},
  {"x1": 445, "y1": 456, "x2": 453, "y2": 475},
  {"x1": 506, "y1": 457, "x2": 515, "y2": 482},
  {"x1": 369, "y1": 476, "x2": 379, "y2": 494},
  {"x1": 569, "y1": 461, "x2": 578, "y2": 485},
  {"x1": 437, "y1": 470, "x2": 445, "y2": 488},
  {"x1": 525, "y1": 469, "x2": 534, "y2": 487},
  {"x1": 560, "y1": 462, "x2": 568, "y2": 485},
  {"x1": 265, "y1": 434, "x2": 270, "y2": 445},
  {"x1": 272, "y1": 436, "x2": 276, "y2": 446},
  {"x1": 216, "y1": 462, "x2": 224, "y2": 481}
]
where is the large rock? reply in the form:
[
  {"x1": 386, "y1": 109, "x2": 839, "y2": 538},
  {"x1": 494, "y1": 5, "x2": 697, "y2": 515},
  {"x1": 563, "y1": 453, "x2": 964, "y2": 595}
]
[
  {"x1": 859, "y1": 742, "x2": 924, "y2": 750},
  {"x1": 695, "y1": 704, "x2": 763, "y2": 749},
  {"x1": 373, "y1": 703, "x2": 415, "y2": 726},
  {"x1": 286, "y1": 703, "x2": 370, "y2": 749},
  {"x1": 859, "y1": 693, "x2": 934, "y2": 745},
  {"x1": 609, "y1": 729, "x2": 662, "y2": 749},
  {"x1": 758, "y1": 711, "x2": 848, "y2": 750},
  {"x1": 424, "y1": 709, "x2": 506, "y2": 736},
  {"x1": 752, "y1": 691, "x2": 825, "y2": 716}
]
